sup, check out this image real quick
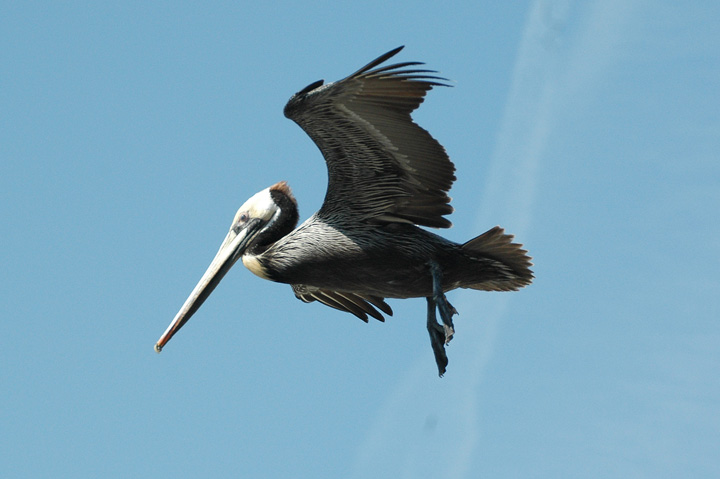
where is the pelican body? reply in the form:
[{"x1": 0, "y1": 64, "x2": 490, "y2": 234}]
[{"x1": 155, "y1": 47, "x2": 533, "y2": 375}]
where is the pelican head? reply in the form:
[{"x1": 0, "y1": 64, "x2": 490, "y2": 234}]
[{"x1": 154, "y1": 181, "x2": 297, "y2": 352}]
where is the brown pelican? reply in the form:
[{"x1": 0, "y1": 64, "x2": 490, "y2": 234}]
[{"x1": 154, "y1": 46, "x2": 533, "y2": 376}]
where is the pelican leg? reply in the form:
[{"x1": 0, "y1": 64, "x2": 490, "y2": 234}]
[
  {"x1": 429, "y1": 262, "x2": 456, "y2": 343},
  {"x1": 427, "y1": 296, "x2": 448, "y2": 376},
  {"x1": 426, "y1": 261, "x2": 459, "y2": 376}
]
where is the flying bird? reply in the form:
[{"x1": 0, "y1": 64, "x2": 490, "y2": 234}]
[{"x1": 154, "y1": 46, "x2": 533, "y2": 376}]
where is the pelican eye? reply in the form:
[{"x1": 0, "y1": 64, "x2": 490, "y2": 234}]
[{"x1": 232, "y1": 212, "x2": 250, "y2": 234}]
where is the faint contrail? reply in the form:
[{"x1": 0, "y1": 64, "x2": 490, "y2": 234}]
[
  {"x1": 455, "y1": 0, "x2": 638, "y2": 476},
  {"x1": 351, "y1": 0, "x2": 639, "y2": 476},
  {"x1": 450, "y1": 1, "x2": 573, "y2": 475}
]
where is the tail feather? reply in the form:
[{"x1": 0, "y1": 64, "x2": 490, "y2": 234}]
[{"x1": 461, "y1": 226, "x2": 534, "y2": 291}]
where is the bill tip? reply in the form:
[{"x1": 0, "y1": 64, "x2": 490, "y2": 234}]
[{"x1": 154, "y1": 343, "x2": 163, "y2": 353}]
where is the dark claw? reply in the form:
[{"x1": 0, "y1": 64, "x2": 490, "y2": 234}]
[{"x1": 446, "y1": 298, "x2": 458, "y2": 316}]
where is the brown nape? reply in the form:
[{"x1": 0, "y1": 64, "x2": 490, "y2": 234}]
[{"x1": 269, "y1": 181, "x2": 297, "y2": 207}]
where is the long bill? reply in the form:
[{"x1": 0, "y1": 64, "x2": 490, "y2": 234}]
[{"x1": 154, "y1": 220, "x2": 261, "y2": 352}]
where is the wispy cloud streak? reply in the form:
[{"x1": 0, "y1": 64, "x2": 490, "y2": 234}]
[
  {"x1": 351, "y1": 1, "x2": 639, "y2": 477},
  {"x1": 453, "y1": 1, "x2": 574, "y2": 475},
  {"x1": 462, "y1": 0, "x2": 638, "y2": 476}
]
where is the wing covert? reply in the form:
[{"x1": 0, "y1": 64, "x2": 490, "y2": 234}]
[{"x1": 292, "y1": 284, "x2": 393, "y2": 322}]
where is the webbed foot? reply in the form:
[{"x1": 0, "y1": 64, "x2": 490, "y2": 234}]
[
  {"x1": 436, "y1": 294, "x2": 457, "y2": 344},
  {"x1": 426, "y1": 297, "x2": 448, "y2": 377}
]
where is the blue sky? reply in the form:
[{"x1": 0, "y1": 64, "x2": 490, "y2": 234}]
[{"x1": 2, "y1": 1, "x2": 718, "y2": 478}]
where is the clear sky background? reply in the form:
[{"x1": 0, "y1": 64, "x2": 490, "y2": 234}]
[{"x1": 2, "y1": 1, "x2": 718, "y2": 478}]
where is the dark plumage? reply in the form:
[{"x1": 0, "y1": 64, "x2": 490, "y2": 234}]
[
  {"x1": 155, "y1": 47, "x2": 533, "y2": 376},
  {"x1": 284, "y1": 46, "x2": 455, "y2": 228}
]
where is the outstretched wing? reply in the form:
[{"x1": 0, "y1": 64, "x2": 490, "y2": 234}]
[
  {"x1": 291, "y1": 284, "x2": 393, "y2": 323},
  {"x1": 283, "y1": 46, "x2": 456, "y2": 228}
]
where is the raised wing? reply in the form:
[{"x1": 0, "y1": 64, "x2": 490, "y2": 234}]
[{"x1": 283, "y1": 46, "x2": 456, "y2": 228}]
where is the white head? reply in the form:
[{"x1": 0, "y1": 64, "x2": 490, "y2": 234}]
[
  {"x1": 231, "y1": 186, "x2": 280, "y2": 229},
  {"x1": 154, "y1": 181, "x2": 297, "y2": 352}
]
